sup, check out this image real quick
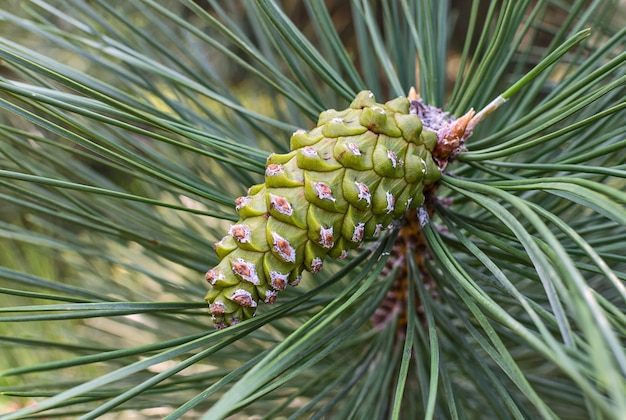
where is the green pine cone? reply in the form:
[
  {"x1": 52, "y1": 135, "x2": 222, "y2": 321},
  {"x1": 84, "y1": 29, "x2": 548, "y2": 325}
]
[{"x1": 205, "y1": 90, "x2": 441, "y2": 328}]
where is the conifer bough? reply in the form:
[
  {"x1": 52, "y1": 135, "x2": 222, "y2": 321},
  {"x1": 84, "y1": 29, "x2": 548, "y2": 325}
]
[{"x1": 204, "y1": 90, "x2": 461, "y2": 328}]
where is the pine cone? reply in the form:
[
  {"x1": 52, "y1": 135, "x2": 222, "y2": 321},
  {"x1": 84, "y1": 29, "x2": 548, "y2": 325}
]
[{"x1": 205, "y1": 90, "x2": 441, "y2": 328}]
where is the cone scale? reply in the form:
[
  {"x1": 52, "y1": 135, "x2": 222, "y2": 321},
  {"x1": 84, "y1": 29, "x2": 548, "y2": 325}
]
[{"x1": 205, "y1": 90, "x2": 442, "y2": 328}]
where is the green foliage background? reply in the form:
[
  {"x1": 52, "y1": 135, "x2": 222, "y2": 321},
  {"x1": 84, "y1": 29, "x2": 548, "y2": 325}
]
[{"x1": 0, "y1": 0, "x2": 625, "y2": 418}]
